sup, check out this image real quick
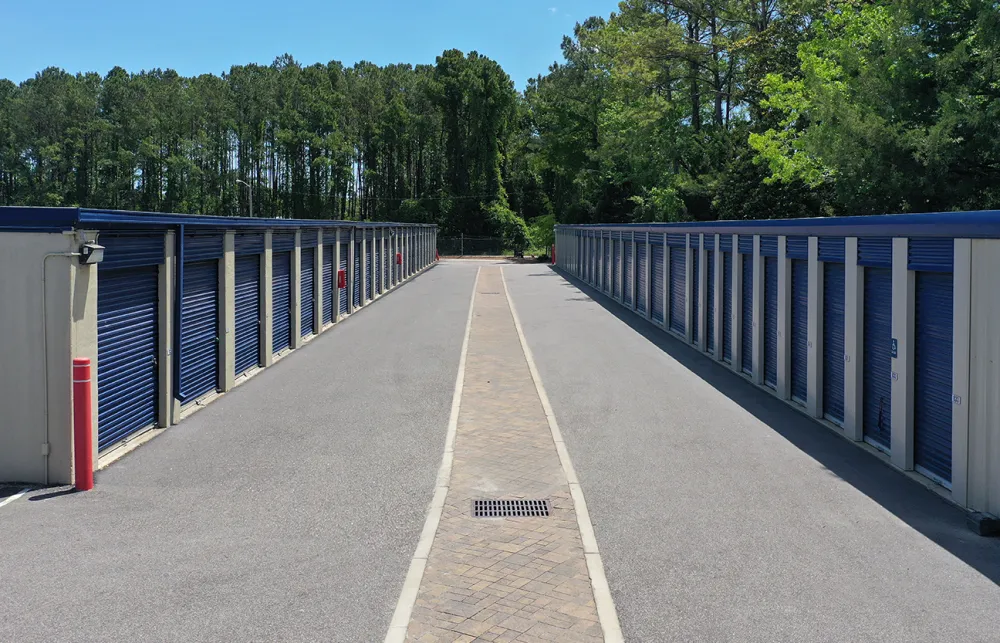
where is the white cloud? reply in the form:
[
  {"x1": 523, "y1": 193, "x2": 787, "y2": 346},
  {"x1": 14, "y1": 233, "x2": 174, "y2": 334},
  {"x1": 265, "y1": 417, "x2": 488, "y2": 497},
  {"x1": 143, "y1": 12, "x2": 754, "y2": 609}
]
[{"x1": 549, "y1": 7, "x2": 557, "y2": 13}]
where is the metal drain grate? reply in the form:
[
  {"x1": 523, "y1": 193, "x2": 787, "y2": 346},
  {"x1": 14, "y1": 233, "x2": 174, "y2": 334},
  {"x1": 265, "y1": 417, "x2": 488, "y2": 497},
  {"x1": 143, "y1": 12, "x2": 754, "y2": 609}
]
[{"x1": 473, "y1": 499, "x2": 550, "y2": 518}]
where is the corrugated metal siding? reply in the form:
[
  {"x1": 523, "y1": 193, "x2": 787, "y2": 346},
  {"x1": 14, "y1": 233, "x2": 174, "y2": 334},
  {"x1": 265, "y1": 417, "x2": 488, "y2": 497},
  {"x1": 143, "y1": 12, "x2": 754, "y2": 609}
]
[
  {"x1": 914, "y1": 271, "x2": 954, "y2": 484},
  {"x1": 234, "y1": 233, "x2": 264, "y2": 256},
  {"x1": 669, "y1": 247, "x2": 686, "y2": 334},
  {"x1": 272, "y1": 232, "x2": 296, "y2": 253},
  {"x1": 300, "y1": 247, "x2": 315, "y2": 337},
  {"x1": 184, "y1": 233, "x2": 224, "y2": 262},
  {"x1": 823, "y1": 263, "x2": 846, "y2": 424},
  {"x1": 179, "y1": 260, "x2": 219, "y2": 403},
  {"x1": 858, "y1": 238, "x2": 892, "y2": 268},
  {"x1": 738, "y1": 234, "x2": 753, "y2": 255},
  {"x1": 787, "y1": 236, "x2": 808, "y2": 260},
  {"x1": 376, "y1": 243, "x2": 383, "y2": 294},
  {"x1": 651, "y1": 244, "x2": 665, "y2": 324},
  {"x1": 301, "y1": 229, "x2": 319, "y2": 248},
  {"x1": 323, "y1": 246, "x2": 334, "y2": 324},
  {"x1": 791, "y1": 259, "x2": 808, "y2": 403},
  {"x1": 383, "y1": 238, "x2": 391, "y2": 290},
  {"x1": 741, "y1": 254, "x2": 753, "y2": 375},
  {"x1": 637, "y1": 242, "x2": 648, "y2": 314},
  {"x1": 234, "y1": 255, "x2": 261, "y2": 375},
  {"x1": 761, "y1": 236, "x2": 778, "y2": 258},
  {"x1": 764, "y1": 256, "x2": 778, "y2": 388},
  {"x1": 863, "y1": 268, "x2": 893, "y2": 449},
  {"x1": 624, "y1": 240, "x2": 634, "y2": 307},
  {"x1": 707, "y1": 249, "x2": 715, "y2": 353},
  {"x1": 97, "y1": 267, "x2": 159, "y2": 450},
  {"x1": 723, "y1": 251, "x2": 733, "y2": 362},
  {"x1": 909, "y1": 239, "x2": 954, "y2": 272},
  {"x1": 720, "y1": 235, "x2": 733, "y2": 253},
  {"x1": 272, "y1": 252, "x2": 292, "y2": 353},
  {"x1": 667, "y1": 233, "x2": 686, "y2": 247},
  {"x1": 818, "y1": 237, "x2": 846, "y2": 263},
  {"x1": 98, "y1": 233, "x2": 165, "y2": 270},
  {"x1": 339, "y1": 243, "x2": 348, "y2": 315}
]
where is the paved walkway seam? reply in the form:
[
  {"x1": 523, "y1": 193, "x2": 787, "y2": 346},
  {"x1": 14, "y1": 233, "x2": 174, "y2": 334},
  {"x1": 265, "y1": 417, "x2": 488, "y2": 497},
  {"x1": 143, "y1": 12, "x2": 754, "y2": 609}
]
[
  {"x1": 384, "y1": 266, "x2": 481, "y2": 643},
  {"x1": 500, "y1": 267, "x2": 625, "y2": 643}
]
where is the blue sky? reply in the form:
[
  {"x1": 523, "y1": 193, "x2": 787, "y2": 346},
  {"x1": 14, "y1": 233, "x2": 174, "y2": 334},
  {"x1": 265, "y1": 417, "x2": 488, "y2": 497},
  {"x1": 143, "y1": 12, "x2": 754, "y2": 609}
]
[{"x1": 0, "y1": 0, "x2": 619, "y2": 90}]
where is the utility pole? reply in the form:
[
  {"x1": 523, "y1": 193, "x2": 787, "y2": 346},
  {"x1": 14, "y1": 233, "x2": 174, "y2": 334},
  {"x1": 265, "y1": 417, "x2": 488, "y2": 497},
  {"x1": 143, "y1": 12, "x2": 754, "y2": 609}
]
[{"x1": 236, "y1": 179, "x2": 253, "y2": 217}]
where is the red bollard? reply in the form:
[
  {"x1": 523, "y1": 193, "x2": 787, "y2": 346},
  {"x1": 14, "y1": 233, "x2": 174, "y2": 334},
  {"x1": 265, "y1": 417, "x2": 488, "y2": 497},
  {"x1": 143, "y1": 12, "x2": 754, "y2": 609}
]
[
  {"x1": 73, "y1": 357, "x2": 94, "y2": 491},
  {"x1": 551, "y1": 244, "x2": 556, "y2": 264}
]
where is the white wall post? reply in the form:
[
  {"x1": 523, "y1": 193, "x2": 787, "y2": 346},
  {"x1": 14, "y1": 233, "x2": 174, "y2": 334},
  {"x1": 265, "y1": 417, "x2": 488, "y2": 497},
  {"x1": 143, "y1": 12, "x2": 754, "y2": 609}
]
[
  {"x1": 685, "y1": 235, "x2": 694, "y2": 344},
  {"x1": 951, "y1": 238, "x2": 972, "y2": 506},
  {"x1": 807, "y1": 237, "x2": 823, "y2": 417},
  {"x1": 844, "y1": 238, "x2": 863, "y2": 440},
  {"x1": 713, "y1": 235, "x2": 723, "y2": 360},
  {"x1": 752, "y1": 235, "x2": 764, "y2": 385},
  {"x1": 697, "y1": 234, "x2": 707, "y2": 351},
  {"x1": 221, "y1": 232, "x2": 236, "y2": 391},
  {"x1": 891, "y1": 237, "x2": 914, "y2": 470},
  {"x1": 290, "y1": 231, "x2": 302, "y2": 348},
  {"x1": 733, "y1": 236, "x2": 744, "y2": 374},
  {"x1": 777, "y1": 236, "x2": 791, "y2": 399}
]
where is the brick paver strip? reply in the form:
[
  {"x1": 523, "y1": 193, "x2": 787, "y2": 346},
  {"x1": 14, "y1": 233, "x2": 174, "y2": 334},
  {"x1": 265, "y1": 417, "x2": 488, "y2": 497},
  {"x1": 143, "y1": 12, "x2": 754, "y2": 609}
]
[{"x1": 405, "y1": 267, "x2": 604, "y2": 642}]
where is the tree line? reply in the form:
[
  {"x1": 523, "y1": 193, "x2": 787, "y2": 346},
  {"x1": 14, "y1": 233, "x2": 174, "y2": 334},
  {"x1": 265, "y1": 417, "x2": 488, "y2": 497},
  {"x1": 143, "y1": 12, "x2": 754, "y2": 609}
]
[{"x1": 2, "y1": 0, "x2": 998, "y2": 248}]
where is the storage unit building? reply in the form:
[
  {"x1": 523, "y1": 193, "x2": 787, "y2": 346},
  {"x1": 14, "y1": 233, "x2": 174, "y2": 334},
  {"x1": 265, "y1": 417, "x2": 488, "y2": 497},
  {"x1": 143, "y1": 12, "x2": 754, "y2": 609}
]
[
  {"x1": 554, "y1": 211, "x2": 1000, "y2": 521},
  {"x1": 0, "y1": 207, "x2": 436, "y2": 485}
]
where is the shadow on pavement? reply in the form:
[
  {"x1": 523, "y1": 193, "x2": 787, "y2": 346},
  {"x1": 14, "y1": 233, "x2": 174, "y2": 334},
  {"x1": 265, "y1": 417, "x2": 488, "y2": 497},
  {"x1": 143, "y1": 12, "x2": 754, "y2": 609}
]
[{"x1": 550, "y1": 265, "x2": 1000, "y2": 586}]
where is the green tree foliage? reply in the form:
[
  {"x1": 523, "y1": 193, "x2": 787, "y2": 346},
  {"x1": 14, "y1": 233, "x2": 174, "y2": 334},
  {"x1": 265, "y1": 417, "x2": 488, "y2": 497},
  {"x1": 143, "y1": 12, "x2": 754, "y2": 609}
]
[
  {"x1": 0, "y1": 52, "x2": 527, "y2": 244},
  {"x1": 524, "y1": 0, "x2": 1000, "y2": 222}
]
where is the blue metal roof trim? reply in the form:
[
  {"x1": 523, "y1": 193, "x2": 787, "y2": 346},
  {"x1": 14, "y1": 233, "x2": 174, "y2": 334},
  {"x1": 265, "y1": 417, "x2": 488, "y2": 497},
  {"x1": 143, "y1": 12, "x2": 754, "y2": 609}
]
[
  {"x1": 0, "y1": 206, "x2": 437, "y2": 232},
  {"x1": 553, "y1": 209, "x2": 1000, "y2": 238}
]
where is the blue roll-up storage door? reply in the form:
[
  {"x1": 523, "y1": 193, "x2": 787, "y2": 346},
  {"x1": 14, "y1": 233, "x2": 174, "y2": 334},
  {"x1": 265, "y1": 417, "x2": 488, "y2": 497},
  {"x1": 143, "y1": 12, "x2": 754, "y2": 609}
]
[
  {"x1": 272, "y1": 252, "x2": 292, "y2": 353},
  {"x1": 353, "y1": 241, "x2": 362, "y2": 308},
  {"x1": 375, "y1": 241, "x2": 383, "y2": 295},
  {"x1": 612, "y1": 237, "x2": 621, "y2": 300},
  {"x1": 636, "y1": 241, "x2": 648, "y2": 314},
  {"x1": 790, "y1": 259, "x2": 808, "y2": 403},
  {"x1": 692, "y1": 246, "x2": 700, "y2": 344},
  {"x1": 623, "y1": 240, "x2": 634, "y2": 307},
  {"x1": 651, "y1": 242, "x2": 665, "y2": 323},
  {"x1": 323, "y1": 245, "x2": 334, "y2": 325},
  {"x1": 823, "y1": 263, "x2": 845, "y2": 424},
  {"x1": 179, "y1": 260, "x2": 220, "y2": 403},
  {"x1": 301, "y1": 247, "x2": 315, "y2": 337},
  {"x1": 365, "y1": 237, "x2": 373, "y2": 301},
  {"x1": 863, "y1": 268, "x2": 893, "y2": 450},
  {"x1": 912, "y1": 241, "x2": 954, "y2": 484},
  {"x1": 707, "y1": 248, "x2": 715, "y2": 353},
  {"x1": 669, "y1": 246, "x2": 686, "y2": 335},
  {"x1": 383, "y1": 237, "x2": 391, "y2": 290},
  {"x1": 339, "y1": 242, "x2": 349, "y2": 315},
  {"x1": 763, "y1": 256, "x2": 777, "y2": 388},
  {"x1": 722, "y1": 250, "x2": 732, "y2": 362},
  {"x1": 97, "y1": 264, "x2": 159, "y2": 451},
  {"x1": 741, "y1": 254, "x2": 753, "y2": 375},
  {"x1": 234, "y1": 255, "x2": 261, "y2": 376}
]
